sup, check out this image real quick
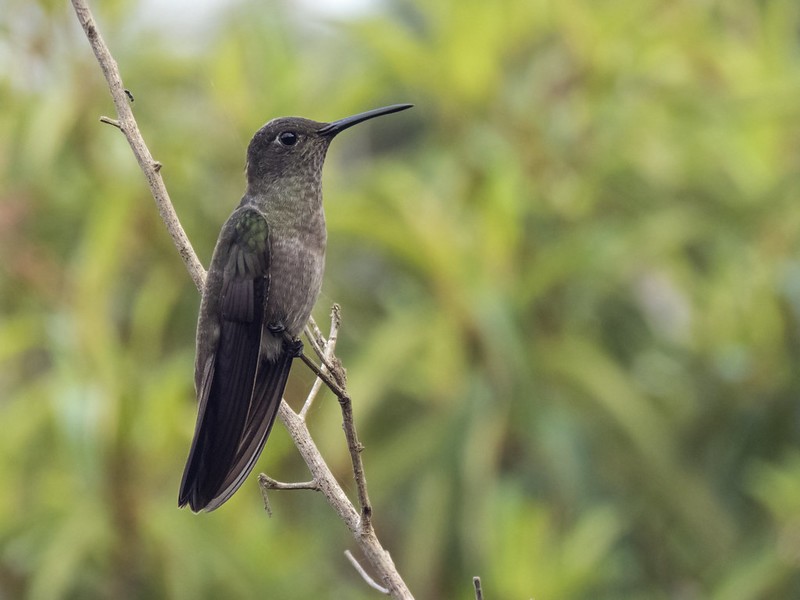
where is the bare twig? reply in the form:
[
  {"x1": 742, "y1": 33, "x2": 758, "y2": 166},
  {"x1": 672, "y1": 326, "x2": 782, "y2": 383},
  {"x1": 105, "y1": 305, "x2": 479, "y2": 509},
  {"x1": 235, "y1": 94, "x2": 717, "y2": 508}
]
[
  {"x1": 299, "y1": 310, "x2": 373, "y2": 528},
  {"x1": 296, "y1": 351, "x2": 346, "y2": 398},
  {"x1": 99, "y1": 115, "x2": 121, "y2": 129},
  {"x1": 300, "y1": 307, "x2": 341, "y2": 420},
  {"x1": 300, "y1": 304, "x2": 372, "y2": 531},
  {"x1": 300, "y1": 311, "x2": 374, "y2": 530},
  {"x1": 260, "y1": 480, "x2": 273, "y2": 517},
  {"x1": 345, "y1": 550, "x2": 390, "y2": 595},
  {"x1": 326, "y1": 306, "x2": 341, "y2": 349},
  {"x1": 299, "y1": 357, "x2": 328, "y2": 419},
  {"x1": 473, "y1": 576, "x2": 484, "y2": 600},
  {"x1": 70, "y1": 2, "x2": 414, "y2": 598},
  {"x1": 70, "y1": 0, "x2": 206, "y2": 293},
  {"x1": 258, "y1": 474, "x2": 320, "y2": 492},
  {"x1": 307, "y1": 310, "x2": 344, "y2": 378},
  {"x1": 337, "y1": 383, "x2": 374, "y2": 532},
  {"x1": 305, "y1": 316, "x2": 329, "y2": 363},
  {"x1": 259, "y1": 474, "x2": 320, "y2": 517}
]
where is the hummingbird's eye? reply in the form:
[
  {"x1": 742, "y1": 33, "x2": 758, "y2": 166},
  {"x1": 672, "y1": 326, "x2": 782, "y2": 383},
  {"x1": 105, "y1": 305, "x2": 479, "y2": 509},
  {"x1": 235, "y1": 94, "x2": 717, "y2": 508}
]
[{"x1": 277, "y1": 131, "x2": 298, "y2": 147}]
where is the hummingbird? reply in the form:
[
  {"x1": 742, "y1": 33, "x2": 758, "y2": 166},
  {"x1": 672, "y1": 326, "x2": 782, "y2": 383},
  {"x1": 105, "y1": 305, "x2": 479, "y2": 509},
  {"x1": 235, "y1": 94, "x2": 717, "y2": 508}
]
[{"x1": 179, "y1": 103, "x2": 413, "y2": 512}]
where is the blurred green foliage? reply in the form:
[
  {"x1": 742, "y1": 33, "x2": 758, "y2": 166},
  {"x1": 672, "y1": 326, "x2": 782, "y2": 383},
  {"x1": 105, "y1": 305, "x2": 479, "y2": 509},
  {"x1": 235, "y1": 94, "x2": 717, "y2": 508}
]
[{"x1": 2, "y1": 0, "x2": 800, "y2": 598}]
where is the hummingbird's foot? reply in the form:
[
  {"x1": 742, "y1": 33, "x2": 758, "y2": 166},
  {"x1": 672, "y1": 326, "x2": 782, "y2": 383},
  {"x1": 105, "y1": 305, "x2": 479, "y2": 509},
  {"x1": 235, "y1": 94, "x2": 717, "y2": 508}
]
[
  {"x1": 270, "y1": 322, "x2": 302, "y2": 356},
  {"x1": 267, "y1": 322, "x2": 285, "y2": 336},
  {"x1": 283, "y1": 337, "x2": 304, "y2": 358}
]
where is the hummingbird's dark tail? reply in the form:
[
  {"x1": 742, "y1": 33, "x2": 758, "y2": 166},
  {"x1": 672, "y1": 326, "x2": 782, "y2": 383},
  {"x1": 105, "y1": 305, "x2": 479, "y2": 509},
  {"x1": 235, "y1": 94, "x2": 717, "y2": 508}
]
[{"x1": 178, "y1": 327, "x2": 293, "y2": 512}]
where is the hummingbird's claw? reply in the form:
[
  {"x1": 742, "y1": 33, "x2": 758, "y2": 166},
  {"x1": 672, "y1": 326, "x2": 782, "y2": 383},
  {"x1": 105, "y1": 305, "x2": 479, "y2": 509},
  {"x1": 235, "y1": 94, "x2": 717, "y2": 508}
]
[
  {"x1": 271, "y1": 322, "x2": 303, "y2": 356},
  {"x1": 283, "y1": 337, "x2": 304, "y2": 358}
]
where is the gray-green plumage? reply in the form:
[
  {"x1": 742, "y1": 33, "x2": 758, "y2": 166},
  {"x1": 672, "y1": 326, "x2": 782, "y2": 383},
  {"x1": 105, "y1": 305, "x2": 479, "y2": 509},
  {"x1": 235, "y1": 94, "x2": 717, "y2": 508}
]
[{"x1": 179, "y1": 104, "x2": 413, "y2": 512}]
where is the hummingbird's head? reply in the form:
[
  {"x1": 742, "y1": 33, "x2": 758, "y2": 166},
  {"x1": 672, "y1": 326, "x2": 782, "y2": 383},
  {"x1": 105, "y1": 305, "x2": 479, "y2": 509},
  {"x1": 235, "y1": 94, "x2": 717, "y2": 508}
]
[
  {"x1": 245, "y1": 117, "x2": 330, "y2": 188},
  {"x1": 245, "y1": 104, "x2": 413, "y2": 191}
]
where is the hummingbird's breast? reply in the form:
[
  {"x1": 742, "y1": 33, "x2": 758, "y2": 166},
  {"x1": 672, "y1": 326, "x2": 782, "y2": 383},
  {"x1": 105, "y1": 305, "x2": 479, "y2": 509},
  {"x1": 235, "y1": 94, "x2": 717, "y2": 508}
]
[{"x1": 265, "y1": 222, "x2": 326, "y2": 340}]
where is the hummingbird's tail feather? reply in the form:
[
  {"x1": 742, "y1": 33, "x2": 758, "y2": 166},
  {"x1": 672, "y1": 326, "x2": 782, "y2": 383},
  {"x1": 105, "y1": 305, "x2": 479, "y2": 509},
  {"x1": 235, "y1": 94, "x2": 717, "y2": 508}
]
[
  {"x1": 178, "y1": 315, "x2": 260, "y2": 511},
  {"x1": 179, "y1": 309, "x2": 292, "y2": 512},
  {"x1": 202, "y1": 350, "x2": 293, "y2": 511}
]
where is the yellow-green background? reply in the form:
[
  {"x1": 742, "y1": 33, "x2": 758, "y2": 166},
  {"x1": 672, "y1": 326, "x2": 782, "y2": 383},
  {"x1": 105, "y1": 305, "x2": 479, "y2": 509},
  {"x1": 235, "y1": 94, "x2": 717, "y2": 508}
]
[{"x1": 2, "y1": 0, "x2": 800, "y2": 598}]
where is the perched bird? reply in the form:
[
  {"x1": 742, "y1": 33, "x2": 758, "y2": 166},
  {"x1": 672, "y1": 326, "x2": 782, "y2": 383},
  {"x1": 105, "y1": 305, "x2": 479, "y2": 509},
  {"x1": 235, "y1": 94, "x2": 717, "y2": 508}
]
[{"x1": 179, "y1": 104, "x2": 413, "y2": 512}]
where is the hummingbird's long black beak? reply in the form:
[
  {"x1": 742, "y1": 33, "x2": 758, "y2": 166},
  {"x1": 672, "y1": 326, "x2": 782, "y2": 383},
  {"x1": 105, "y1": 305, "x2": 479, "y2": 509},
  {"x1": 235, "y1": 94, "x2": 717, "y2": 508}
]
[{"x1": 318, "y1": 103, "x2": 413, "y2": 137}]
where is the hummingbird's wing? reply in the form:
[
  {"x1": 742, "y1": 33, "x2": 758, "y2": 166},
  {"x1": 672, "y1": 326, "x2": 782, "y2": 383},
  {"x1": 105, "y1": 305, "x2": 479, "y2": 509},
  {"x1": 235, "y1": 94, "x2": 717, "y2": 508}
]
[{"x1": 179, "y1": 206, "x2": 293, "y2": 512}]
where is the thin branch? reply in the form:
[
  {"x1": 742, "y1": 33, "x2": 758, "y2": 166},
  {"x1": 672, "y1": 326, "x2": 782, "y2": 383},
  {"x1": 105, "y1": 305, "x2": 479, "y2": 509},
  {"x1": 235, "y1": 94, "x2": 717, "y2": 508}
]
[
  {"x1": 300, "y1": 307, "x2": 373, "y2": 528},
  {"x1": 298, "y1": 310, "x2": 374, "y2": 527},
  {"x1": 300, "y1": 307, "x2": 341, "y2": 420},
  {"x1": 345, "y1": 550, "x2": 390, "y2": 595},
  {"x1": 70, "y1": 0, "x2": 206, "y2": 293},
  {"x1": 306, "y1": 314, "x2": 326, "y2": 345},
  {"x1": 307, "y1": 310, "x2": 343, "y2": 379},
  {"x1": 337, "y1": 383, "x2": 374, "y2": 532},
  {"x1": 473, "y1": 577, "x2": 484, "y2": 600},
  {"x1": 71, "y1": 2, "x2": 414, "y2": 598},
  {"x1": 299, "y1": 358, "x2": 327, "y2": 420},
  {"x1": 301, "y1": 313, "x2": 374, "y2": 530},
  {"x1": 285, "y1": 313, "x2": 374, "y2": 529},
  {"x1": 297, "y1": 351, "x2": 346, "y2": 398},
  {"x1": 304, "y1": 319, "x2": 329, "y2": 365}
]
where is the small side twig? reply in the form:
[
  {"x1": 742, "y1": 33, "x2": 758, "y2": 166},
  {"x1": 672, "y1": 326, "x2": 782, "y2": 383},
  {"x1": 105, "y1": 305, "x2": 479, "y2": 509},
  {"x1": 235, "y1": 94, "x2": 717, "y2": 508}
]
[
  {"x1": 306, "y1": 311, "x2": 343, "y2": 379},
  {"x1": 258, "y1": 474, "x2": 320, "y2": 492},
  {"x1": 300, "y1": 306, "x2": 341, "y2": 420},
  {"x1": 99, "y1": 115, "x2": 121, "y2": 129},
  {"x1": 345, "y1": 550, "x2": 389, "y2": 595},
  {"x1": 473, "y1": 576, "x2": 484, "y2": 600},
  {"x1": 258, "y1": 474, "x2": 320, "y2": 517},
  {"x1": 305, "y1": 316, "x2": 328, "y2": 363}
]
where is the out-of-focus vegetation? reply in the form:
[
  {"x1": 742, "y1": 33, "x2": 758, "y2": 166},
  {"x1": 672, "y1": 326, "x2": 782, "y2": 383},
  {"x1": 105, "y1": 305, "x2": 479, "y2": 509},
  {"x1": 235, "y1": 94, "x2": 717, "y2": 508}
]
[{"x1": 2, "y1": 0, "x2": 800, "y2": 597}]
